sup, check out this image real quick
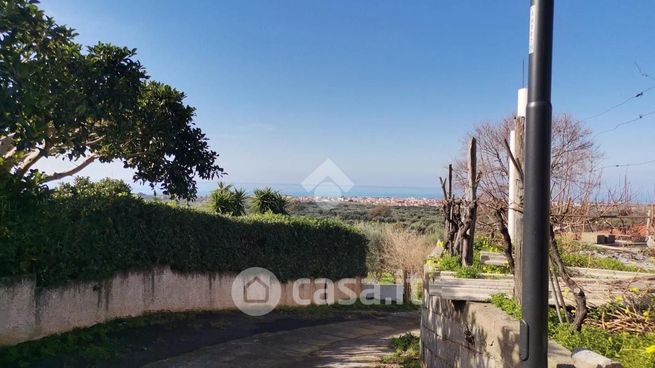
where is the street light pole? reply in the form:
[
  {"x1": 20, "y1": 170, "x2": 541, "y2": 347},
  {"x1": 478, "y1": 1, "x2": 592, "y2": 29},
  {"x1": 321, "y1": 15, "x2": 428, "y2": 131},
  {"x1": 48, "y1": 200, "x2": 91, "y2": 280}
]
[{"x1": 520, "y1": 0, "x2": 554, "y2": 367}]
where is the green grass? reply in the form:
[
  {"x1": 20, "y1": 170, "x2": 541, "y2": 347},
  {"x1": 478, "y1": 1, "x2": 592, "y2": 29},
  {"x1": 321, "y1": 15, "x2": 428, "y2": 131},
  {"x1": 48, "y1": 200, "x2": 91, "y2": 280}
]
[
  {"x1": 489, "y1": 293, "x2": 655, "y2": 368},
  {"x1": 475, "y1": 237, "x2": 504, "y2": 252},
  {"x1": 436, "y1": 251, "x2": 510, "y2": 279},
  {"x1": 551, "y1": 324, "x2": 655, "y2": 368},
  {"x1": 371, "y1": 272, "x2": 398, "y2": 285},
  {"x1": 432, "y1": 239, "x2": 511, "y2": 279},
  {"x1": 489, "y1": 293, "x2": 522, "y2": 319},
  {"x1": 0, "y1": 311, "x2": 202, "y2": 367},
  {"x1": 560, "y1": 252, "x2": 642, "y2": 272},
  {"x1": 434, "y1": 236, "x2": 645, "y2": 279},
  {"x1": 380, "y1": 332, "x2": 421, "y2": 368}
]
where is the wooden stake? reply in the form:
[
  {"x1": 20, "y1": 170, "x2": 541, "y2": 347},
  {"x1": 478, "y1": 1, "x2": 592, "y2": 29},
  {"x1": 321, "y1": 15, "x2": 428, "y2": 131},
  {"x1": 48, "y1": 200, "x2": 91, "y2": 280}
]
[{"x1": 462, "y1": 138, "x2": 477, "y2": 266}]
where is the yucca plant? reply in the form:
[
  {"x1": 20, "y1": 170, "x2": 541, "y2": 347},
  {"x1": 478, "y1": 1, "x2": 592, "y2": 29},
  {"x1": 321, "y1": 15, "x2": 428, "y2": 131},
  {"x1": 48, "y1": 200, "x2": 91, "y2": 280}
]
[
  {"x1": 251, "y1": 187, "x2": 288, "y2": 215},
  {"x1": 209, "y1": 182, "x2": 246, "y2": 216},
  {"x1": 231, "y1": 187, "x2": 247, "y2": 216}
]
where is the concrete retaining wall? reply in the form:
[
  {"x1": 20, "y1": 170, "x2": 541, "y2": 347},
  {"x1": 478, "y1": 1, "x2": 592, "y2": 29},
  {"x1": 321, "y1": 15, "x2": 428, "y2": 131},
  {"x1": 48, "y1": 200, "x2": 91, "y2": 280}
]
[
  {"x1": 0, "y1": 268, "x2": 362, "y2": 347},
  {"x1": 421, "y1": 277, "x2": 623, "y2": 368},
  {"x1": 420, "y1": 294, "x2": 575, "y2": 368}
]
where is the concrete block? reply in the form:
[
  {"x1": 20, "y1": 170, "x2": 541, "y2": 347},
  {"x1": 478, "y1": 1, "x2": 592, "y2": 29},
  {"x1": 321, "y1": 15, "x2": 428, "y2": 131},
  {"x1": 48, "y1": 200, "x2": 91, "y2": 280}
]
[
  {"x1": 548, "y1": 341, "x2": 576, "y2": 368},
  {"x1": 361, "y1": 283, "x2": 403, "y2": 303},
  {"x1": 572, "y1": 348, "x2": 622, "y2": 368},
  {"x1": 580, "y1": 232, "x2": 606, "y2": 244}
]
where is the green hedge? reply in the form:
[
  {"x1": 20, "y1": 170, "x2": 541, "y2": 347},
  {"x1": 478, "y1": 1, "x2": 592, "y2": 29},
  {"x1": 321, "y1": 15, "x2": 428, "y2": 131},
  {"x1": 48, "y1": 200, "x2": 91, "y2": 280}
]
[{"x1": 0, "y1": 196, "x2": 368, "y2": 287}]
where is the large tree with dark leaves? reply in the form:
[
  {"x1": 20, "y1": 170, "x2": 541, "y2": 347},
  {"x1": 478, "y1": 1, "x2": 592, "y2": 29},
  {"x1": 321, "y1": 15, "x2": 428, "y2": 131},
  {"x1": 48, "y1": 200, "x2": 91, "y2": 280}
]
[{"x1": 0, "y1": 0, "x2": 222, "y2": 199}]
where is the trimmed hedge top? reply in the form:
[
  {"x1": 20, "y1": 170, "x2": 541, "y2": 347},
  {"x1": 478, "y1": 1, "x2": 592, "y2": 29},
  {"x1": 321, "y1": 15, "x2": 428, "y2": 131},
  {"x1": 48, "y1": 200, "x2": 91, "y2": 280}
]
[{"x1": 0, "y1": 196, "x2": 368, "y2": 287}]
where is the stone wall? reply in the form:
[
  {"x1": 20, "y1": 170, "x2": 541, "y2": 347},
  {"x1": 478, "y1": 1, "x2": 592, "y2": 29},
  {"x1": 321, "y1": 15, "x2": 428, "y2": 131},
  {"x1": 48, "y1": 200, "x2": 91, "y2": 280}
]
[
  {"x1": 0, "y1": 268, "x2": 361, "y2": 347},
  {"x1": 421, "y1": 292, "x2": 575, "y2": 368}
]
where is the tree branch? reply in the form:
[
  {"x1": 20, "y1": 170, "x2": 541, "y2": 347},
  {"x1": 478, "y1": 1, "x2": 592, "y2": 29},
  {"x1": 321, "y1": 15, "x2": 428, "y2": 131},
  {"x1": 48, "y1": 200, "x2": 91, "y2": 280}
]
[
  {"x1": 86, "y1": 135, "x2": 105, "y2": 145},
  {"x1": 503, "y1": 138, "x2": 524, "y2": 182},
  {"x1": 0, "y1": 134, "x2": 16, "y2": 157},
  {"x1": 549, "y1": 224, "x2": 588, "y2": 331},
  {"x1": 15, "y1": 147, "x2": 48, "y2": 178},
  {"x1": 41, "y1": 154, "x2": 99, "y2": 183}
]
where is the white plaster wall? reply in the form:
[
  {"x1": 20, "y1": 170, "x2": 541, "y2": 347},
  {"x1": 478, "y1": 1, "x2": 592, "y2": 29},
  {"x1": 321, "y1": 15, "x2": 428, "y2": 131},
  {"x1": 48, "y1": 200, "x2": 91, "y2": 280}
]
[{"x1": 0, "y1": 268, "x2": 361, "y2": 347}]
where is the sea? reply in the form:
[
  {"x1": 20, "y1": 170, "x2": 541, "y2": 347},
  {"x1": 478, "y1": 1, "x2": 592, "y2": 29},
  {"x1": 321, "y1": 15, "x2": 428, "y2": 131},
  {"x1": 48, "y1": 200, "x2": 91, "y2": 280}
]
[{"x1": 184, "y1": 182, "x2": 441, "y2": 199}]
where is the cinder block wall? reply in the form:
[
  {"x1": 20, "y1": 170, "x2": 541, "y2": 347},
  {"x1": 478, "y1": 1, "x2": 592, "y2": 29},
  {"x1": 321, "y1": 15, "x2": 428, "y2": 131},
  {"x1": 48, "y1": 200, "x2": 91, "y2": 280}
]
[
  {"x1": 420, "y1": 293, "x2": 575, "y2": 367},
  {"x1": 0, "y1": 269, "x2": 362, "y2": 347}
]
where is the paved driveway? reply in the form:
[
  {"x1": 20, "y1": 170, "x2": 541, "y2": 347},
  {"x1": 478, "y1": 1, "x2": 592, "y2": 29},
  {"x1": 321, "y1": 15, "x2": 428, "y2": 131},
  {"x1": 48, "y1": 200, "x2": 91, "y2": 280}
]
[{"x1": 144, "y1": 312, "x2": 419, "y2": 368}]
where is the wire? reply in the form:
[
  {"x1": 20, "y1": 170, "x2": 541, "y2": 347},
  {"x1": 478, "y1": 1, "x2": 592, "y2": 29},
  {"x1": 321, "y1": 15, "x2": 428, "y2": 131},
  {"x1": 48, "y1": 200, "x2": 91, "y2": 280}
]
[
  {"x1": 581, "y1": 85, "x2": 655, "y2": 122},
  {"x1": 581, "y1": 62, "x2": 655, "y2": 123},
  {"x1": 592, "y1": 108, "x2": 655, "y2": 138},
  {"x1": 601, "y1": 158, "x2": 655, "y2": 169},
  {"x1": 636, "y1": 62, "x2": 655, "y2": 82}
]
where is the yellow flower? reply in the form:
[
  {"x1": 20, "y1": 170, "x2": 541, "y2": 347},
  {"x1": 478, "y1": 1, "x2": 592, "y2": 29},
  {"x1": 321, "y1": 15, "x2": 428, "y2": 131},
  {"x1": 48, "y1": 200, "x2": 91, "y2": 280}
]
[
  {"x1": 645, "y1": 345, "x2": 655, "y2": 355},
  {"x1": 614, "y1": 296, "x2": 623, "y2": 303},
  {"x1": 630, "y1": 287, "x2": 640, "y2": 293},
  {"x1": 644, "y1": 311, "x2": 650, "y2": 318}
]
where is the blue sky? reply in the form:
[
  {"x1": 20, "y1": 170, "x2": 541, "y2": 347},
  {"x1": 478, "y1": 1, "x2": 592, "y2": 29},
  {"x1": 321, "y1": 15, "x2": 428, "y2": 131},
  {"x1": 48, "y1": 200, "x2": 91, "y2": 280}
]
[{"x1": 37, "y1": 1, "x2": 655, "y2": 197}]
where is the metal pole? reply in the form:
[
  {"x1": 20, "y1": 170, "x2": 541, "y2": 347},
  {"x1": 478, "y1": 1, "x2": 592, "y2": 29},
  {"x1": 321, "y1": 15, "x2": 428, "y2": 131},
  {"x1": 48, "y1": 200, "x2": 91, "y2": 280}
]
[{"x1": 520, "y1": 0, "x2": 554, "y2": 367}]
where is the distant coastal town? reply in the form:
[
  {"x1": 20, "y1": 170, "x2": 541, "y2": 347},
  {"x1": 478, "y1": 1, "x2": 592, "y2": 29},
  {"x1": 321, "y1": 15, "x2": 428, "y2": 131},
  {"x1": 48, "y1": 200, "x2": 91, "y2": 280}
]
[{"x1": 294, "y1": 195, "x2": 442, "y2": 207}]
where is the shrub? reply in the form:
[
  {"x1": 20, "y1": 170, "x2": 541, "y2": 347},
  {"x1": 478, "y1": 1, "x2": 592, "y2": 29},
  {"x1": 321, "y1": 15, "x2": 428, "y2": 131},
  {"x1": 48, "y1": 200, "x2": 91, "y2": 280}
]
[
  {"x1": 438, "y1": 254, "x2": 461, "y2": 271},
  {"x1": 208, "y1": 182, "x2": 246, "y2": 216},
  {"x1": 356, "y1": 222, "x2": 389, "y2": 280},
  {"x1": 368, "y1": 205, "x2": 392, "y2": 220},
  {"x1": 474, "y1": 237, "x2": 503, "y2": 252},
  {"x1": 52, "y1": 177, "x2": 132, "y2": 199},
  {"x1": 0, "y1": 195, "x2": 368, "y2": 287},
  {"x1": 356, "y1": 223, "x2": 432, "y2": 282},
  {"x1": 251, "y1": 187, "x2": 288, "y2": 215},
  {"x1": 455, "y1": 266, "x2": 481, "y2": 279},
  {"x1": 382, "y1": 332, "x2": 421, "y2": 368},
  {"x1": 490, "y1": 293, "x2": 522, "y2": 319}
]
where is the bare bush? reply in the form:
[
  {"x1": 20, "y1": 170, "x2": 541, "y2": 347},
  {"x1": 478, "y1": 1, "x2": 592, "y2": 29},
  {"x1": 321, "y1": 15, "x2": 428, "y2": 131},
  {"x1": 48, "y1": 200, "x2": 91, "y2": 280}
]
[
  {"x1": 454, "y1": 115, "x2": 601, "y2": 232},
  {"x1": 357, "y1": 223, "x2": 433, "y2": 303},
  {"x1": 453, "y1": 114, "x2": 601, "y2": 329}
]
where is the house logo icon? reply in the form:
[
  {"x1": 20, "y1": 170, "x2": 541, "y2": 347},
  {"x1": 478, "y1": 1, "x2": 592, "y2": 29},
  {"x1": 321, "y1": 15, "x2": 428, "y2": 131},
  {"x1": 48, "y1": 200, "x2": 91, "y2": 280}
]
[
  {"x1": 301, "y1": 159, "x2": 354, "y2": 209},
  {"x1": 232, "y1": 267, "x2": 281, "y2": 316},
  {"x1": 244, "y1": 276, "x2": 269, "y2": 304}
]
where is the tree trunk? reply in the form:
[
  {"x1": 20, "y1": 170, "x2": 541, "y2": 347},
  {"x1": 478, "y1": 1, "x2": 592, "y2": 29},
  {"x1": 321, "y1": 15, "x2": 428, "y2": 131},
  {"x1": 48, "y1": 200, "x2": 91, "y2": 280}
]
[
  {"x1": 445, "y1": 165, "x2": 452, "y2": 240},
  {"x1": 512, "y1": 117, "x2": 525, "y2": 304},
  {"x1": 402, "y1": 270, "x2": 411, "y2": 304},
  {"x1": 440, "y1": 173, "x2": 458, "y2": 255},
  {"x1": 463, "y1": 138, "x2": 477, "y2": 266},
  {"x1": 549, "y1": 225, "x2": 587, "y2": 331},
  {"x1": 494, "y1": 208, "x2": 515, "y2": 274}
]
